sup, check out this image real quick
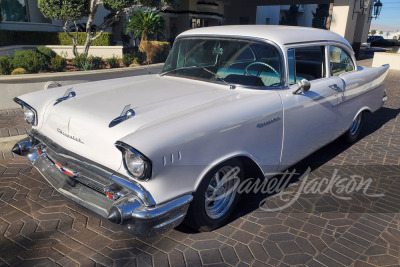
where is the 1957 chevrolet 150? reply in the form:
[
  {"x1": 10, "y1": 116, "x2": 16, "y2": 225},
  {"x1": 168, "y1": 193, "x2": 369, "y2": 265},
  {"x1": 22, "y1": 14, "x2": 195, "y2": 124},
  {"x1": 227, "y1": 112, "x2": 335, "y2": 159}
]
[{"x1": 12, "y1": 26, "x2": 389, "y2": 236}]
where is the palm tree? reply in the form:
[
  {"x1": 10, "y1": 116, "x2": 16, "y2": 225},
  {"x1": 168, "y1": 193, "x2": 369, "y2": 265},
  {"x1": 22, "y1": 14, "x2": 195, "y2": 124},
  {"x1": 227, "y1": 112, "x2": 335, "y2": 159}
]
[{"x1": 125, "y1": 10, "x2": 166, "y2": 43}]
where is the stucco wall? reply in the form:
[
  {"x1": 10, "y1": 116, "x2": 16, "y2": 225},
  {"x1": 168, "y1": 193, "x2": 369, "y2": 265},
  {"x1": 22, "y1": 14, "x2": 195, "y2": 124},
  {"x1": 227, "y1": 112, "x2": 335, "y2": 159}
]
[
  {"x1": 372, "y1": 53, "x2": 400, "y2": 70},
  {"x1": 0, "y1": 45, "x2": 123, "y2": 59}
]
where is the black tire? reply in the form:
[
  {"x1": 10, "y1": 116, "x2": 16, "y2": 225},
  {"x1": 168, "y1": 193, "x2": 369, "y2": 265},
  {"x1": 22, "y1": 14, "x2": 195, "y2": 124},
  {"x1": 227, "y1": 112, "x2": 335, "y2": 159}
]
[
  {"x1": 342, "y1": 112, "x2": 365, "y2": 144},
  {"x1": 185, "y1": 159, "x2": 243, "y2": 232}
]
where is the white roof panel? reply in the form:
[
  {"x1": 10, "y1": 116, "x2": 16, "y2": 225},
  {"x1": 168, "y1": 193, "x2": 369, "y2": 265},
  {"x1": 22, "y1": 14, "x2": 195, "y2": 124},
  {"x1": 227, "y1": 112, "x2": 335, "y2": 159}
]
[{"x1": 178, "y1": 25, "x2": 351, "y2": 48}]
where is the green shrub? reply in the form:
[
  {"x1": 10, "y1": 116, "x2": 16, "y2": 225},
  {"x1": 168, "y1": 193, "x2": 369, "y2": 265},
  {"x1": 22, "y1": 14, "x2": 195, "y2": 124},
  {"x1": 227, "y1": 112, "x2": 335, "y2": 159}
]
[
  {"x1": 37, "y1": 46, "x2": 57, "y2": 60},
  {"x1": 123, "y1": 52, "x2": 135, "y2": 67},
  {"x1": 155, "y1": 42, "x2": 171, "y2": 63},
  {"x1": 11, "y1": 50, "x2": 47, "y2": 73},
  {"x1": 81, "y1": 61, "x2": 92, "y2": 71},
  {"x1": 139, "y1": 41, "x2": 171, "y2": 64},
  {"x1": 0, "y1": 56, "x2": 12, "y2": 75},
  {"x1": 51, "y1": 55, "x2": 67, "y2": 72},
  {"x1": 72, "y1": 54, "x2": 107, "y2": 71},
  {"x1": 72, "y1": 53, "x2": 88, "y2": 70},
  {"x1": 89, "y1": 56, "x2": 104, "y2": 70},
  {"x1": 106, "y1": 56, "x2": 120, "y2": 68},
  {"x1": 0, "y1": 30, "x2": 112, "y2": 47},
  {"x1": 11, "y1": 68, "x2": 28, "y2": 75},
  {"x1": 56, "y1": 32, "x2": 112, "y2": 46},
  {"x1": 135, "y1": 51, "x2": 146, "y2": 65}
]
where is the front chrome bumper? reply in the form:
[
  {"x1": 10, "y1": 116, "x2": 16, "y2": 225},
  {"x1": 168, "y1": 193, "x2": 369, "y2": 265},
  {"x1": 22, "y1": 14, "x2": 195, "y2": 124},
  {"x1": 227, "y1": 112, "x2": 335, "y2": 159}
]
[{"x1": 13, "y1": 134, "x2": 192, "y2": 237}]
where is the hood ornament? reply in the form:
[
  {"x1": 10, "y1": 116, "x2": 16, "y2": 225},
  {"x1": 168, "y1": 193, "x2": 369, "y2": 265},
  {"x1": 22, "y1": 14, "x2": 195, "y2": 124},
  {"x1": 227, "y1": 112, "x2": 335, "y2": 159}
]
[
  {"x1": 109, "y1": 104, "x2": 135, "y2": 128},
  {"x1": 54, "y1": 88, "x2": 76, "y2": 106}
]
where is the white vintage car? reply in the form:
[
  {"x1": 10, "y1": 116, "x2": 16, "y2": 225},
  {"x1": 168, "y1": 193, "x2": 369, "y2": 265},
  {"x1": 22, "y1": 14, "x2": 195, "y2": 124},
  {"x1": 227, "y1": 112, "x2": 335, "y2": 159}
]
[{"x1": 13, "y1": 26, "x2": 389, "y2": 236}]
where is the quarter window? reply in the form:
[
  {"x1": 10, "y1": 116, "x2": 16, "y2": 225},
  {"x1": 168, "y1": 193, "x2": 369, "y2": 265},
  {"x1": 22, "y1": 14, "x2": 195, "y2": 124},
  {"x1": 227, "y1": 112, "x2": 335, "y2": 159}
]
[{"x1": 329, "y1": 46, "x2": 355, "y2": 76}]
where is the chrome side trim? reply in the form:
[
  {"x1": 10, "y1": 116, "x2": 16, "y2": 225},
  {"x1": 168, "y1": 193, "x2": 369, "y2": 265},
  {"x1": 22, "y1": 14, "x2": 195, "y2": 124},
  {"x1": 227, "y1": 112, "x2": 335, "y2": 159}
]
[{"x1": 332, "y1": 83, "x2": 384, "y2": 108}]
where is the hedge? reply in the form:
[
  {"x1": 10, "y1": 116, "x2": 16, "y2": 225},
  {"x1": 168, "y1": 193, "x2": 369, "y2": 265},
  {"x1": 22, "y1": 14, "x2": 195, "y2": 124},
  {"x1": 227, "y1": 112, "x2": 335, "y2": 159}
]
[{"x1": 0, "y1": 30, "x2": 112, "y2": 47}]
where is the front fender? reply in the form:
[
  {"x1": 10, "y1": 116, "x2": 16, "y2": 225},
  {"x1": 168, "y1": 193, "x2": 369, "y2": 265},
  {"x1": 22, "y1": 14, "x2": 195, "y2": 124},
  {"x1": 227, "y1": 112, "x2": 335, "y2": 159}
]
[{"x1": 118, "y1": 89, "x2": 283, "y2": 204}]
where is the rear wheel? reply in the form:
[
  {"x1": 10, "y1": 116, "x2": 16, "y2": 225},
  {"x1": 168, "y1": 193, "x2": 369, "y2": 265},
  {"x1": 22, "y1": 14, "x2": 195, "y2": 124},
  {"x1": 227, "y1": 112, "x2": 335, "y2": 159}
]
[
  {"x1": 185, "y1": 159, "x2": 243, "y2": 232},
  {"x1": 342, "y1": 112, "x2": 364, "y2": 144}
]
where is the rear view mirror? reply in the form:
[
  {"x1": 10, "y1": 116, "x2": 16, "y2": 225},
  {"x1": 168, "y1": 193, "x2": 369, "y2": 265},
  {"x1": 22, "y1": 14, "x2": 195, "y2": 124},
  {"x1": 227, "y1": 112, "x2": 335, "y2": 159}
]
[
  {"x1": 213, "y1": 47, "x2": 223, "y2": 55},
  {"x1": 293, "y1": 79, "x2": 311, "y2": 94}
]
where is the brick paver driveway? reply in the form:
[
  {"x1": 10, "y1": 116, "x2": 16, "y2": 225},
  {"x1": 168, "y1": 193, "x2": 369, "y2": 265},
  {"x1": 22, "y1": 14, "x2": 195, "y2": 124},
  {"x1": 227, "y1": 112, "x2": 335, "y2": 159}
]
[{"x1": 0, "y1": 59, "x2": 399, "y2": 266}]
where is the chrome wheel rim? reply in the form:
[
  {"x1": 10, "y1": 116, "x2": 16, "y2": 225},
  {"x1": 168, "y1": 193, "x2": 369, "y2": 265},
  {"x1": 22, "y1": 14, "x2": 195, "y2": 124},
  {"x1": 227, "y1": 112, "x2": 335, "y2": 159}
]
[
  {"x1": 349, "y1": 113, "x2": 362, "y2": 135},
  {"x1": 205, "y1": 166, "x2": 238, "y2": 219}
]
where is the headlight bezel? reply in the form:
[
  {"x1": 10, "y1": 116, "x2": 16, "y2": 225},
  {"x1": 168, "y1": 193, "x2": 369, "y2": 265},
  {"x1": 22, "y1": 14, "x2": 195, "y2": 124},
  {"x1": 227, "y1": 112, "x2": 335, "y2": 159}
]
[
  {"x1": 14, "y1": 98, "x2": 38, "y2": 126},
  {"x1": 116, "y1": 141, "x2": 152, "y2": 181}
]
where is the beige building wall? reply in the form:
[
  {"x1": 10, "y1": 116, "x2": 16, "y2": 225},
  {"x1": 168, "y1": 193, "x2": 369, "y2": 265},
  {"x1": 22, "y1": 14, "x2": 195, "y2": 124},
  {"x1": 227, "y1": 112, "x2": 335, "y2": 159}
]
[
  {"x1": 330, "y1": 0, "x2": 373, "y2": 56},
  {"x1": 330, "y1": 0, "x2": 373, "y2": 44}
]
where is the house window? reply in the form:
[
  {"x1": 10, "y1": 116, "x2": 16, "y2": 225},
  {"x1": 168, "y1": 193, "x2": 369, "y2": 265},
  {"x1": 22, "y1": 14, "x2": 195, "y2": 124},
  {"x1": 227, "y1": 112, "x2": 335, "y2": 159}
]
[
  {"x1": 0, "y1": 0, "x2": 29, "y2": 22},
  {"x1": 191, "y1": 18, "x2": 208, "y2": 28}
]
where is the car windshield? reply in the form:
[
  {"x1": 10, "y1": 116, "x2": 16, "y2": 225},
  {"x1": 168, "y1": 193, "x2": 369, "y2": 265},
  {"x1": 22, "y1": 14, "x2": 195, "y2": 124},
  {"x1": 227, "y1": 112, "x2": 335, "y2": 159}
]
[{"x1": 161, "y1": 37, "x2": 283, "y2": 87}]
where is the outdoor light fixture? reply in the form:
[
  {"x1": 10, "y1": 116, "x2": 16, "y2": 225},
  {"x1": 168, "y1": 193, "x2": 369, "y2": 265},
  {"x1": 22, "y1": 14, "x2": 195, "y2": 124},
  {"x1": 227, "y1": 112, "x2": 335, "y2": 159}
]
[
  {"x1": 373, "y1": 0, "x2": 383, "y2": 19},
  {"x1": 353, "y1": 0, "x2": 371, "y2": 18},
  {"x1": 368, "y1": 0, "x2": 383, "y2": 20},
  {"x1": 360, "y1": 0, "x2": 370, "y2": 12}
]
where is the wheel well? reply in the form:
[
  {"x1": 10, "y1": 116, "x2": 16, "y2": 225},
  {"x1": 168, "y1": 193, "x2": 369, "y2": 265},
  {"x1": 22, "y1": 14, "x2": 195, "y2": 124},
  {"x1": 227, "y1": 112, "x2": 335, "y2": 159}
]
[
  {"x1": 195, "y1": 155, "x2": 265, "y2": 191},
  {"x1": 355, "y1": 107, "x2": 372, "y2": 120},
  {"x1": 235, "y1": 156, "x2": 265, "y2": 180}
]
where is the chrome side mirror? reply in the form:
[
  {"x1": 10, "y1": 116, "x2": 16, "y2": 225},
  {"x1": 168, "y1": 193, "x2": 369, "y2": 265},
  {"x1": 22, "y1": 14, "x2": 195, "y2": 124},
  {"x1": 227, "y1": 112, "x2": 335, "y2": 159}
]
[{"x1": 293, "y1": 79, "x2": 311, "y2": 94}]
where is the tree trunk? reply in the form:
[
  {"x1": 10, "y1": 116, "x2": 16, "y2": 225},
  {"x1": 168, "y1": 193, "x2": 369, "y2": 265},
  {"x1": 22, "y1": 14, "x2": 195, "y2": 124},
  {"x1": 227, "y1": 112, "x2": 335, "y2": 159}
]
[
  {"x1": 64, "y1": 21, "x2": 78, "y2": 57},
  {"x1": 83, "y1": 0, "x2": 98, "y2": 57},
  {"x1": 83, "y1": 36, "x2": 92, "y2": 57}
]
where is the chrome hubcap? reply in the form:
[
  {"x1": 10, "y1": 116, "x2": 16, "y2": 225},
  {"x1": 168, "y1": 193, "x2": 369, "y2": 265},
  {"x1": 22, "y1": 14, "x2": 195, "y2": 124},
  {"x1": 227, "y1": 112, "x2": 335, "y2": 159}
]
[
  {"x1": 205, "y1": 166, "x2": 238, "y2": 219},
  {"x1": 349, "y1": 113, "x2": 362, "y2": 135}
]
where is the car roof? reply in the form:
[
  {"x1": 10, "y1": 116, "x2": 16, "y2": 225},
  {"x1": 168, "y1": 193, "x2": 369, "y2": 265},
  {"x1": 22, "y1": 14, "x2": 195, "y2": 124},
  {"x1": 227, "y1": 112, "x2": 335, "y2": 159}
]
[{"x1": 178, "y1": 25, "x2": 351, "y2": 48}]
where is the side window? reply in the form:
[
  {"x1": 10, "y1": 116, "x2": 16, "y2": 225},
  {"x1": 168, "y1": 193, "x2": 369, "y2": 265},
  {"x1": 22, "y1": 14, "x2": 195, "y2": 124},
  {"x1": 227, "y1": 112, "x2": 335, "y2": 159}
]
[
  {"x1": 329, "y1": 46, "x2": 355, "y2": 76},
  {"x1": 289, "y1": 46, "x2": 325, "y2": 83}
]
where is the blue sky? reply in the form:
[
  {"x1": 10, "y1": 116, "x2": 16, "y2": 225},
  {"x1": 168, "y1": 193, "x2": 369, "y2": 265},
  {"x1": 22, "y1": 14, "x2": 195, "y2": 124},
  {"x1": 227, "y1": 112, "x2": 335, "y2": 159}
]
[{"x1": 374, "y1": 0, "x2": 400, "y2": 28}]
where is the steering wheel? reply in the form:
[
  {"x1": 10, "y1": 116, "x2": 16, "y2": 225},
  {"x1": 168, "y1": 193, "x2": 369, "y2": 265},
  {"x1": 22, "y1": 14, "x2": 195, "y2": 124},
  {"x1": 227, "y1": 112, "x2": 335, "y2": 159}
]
[{"x1": 245, "y1": 62, "x2": 280, "y2": 77}]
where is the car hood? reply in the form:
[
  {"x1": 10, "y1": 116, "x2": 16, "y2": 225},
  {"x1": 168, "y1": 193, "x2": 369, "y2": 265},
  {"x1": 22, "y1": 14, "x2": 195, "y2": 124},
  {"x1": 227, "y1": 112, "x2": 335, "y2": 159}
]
[{"x1": 35, "y1": 75, "x2": 237, "y2": 171}]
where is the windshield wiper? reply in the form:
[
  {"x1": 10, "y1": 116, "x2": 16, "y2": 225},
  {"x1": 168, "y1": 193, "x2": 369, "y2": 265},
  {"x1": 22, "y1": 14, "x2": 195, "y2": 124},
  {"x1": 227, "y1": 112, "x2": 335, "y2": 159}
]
[
  {"x1": 201, "y1": 67, "x2": 236, "y2": 90},
  {"x1": 160, "y1": 66, "x2": 200, "y2": 77}
]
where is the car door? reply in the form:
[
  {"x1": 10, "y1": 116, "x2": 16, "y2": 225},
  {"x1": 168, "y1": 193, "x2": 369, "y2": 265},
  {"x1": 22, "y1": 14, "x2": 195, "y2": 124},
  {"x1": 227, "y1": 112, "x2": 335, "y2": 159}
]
[
  {"x1": 328, "y1": 44, "x2": 389, "y2": 134},
  {"x1": 278, "y1": 45, "x2": 341, "y2": 169}
]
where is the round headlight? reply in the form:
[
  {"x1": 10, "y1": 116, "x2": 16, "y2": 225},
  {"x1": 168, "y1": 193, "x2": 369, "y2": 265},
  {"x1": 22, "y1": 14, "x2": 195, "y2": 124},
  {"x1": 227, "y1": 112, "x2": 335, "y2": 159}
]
[
  {"x1": 23, "y1": 107, "x2": 35, "y2": 124},
  {"x1": 124, "y1": 149, "x2": 146, "y2": 178}
]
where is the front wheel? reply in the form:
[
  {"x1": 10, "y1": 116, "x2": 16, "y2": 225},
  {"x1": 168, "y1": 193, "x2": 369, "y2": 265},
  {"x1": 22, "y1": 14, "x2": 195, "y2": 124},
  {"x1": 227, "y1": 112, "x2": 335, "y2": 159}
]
[
  {"x1": 342, "y1": 112, "x2": 365, "y2": 144},
  {"x1": 185, "y1": 159, "x2": 243, "y2": 232}
]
